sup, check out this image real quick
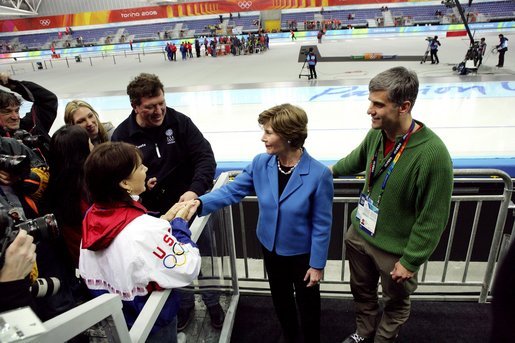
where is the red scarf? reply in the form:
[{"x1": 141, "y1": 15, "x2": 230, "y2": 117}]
[{"x1": 82, "y1": 200, "x2": 147, "y2": 251}]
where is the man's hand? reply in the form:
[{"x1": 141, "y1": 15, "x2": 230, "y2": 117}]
[
  {"x1": 0, "y1": 230, "x2": 36, "y2": 282},
  {"x1": 390, "y1": 261, "x2": 414, "y2": 283},
  {"x1": 179, "y1": 191, "x2": 198, "y2": 202},
  {"x1": 146, "y1": 177, "x2": 157, "y2": 191},
  {"x1": 304, "y1": 267, "x2": 323, "y2": 288}
]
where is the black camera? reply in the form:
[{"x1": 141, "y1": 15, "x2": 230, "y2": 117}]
[
  {"x1": 13, "y1": 129, "x2": 44, "y2": 149},
  {"x1": 0, "y1": 154, "x2": 30, "y2": 176},
  {"x1": 0, "y1": 210, "x2": 59, "y2": 269}
]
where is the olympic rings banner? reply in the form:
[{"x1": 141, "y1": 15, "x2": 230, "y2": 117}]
[{"x1": 0, "y1": 0, "x2": 418, "y2": 33}]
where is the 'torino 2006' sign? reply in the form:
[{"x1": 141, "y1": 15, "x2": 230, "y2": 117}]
[{"x1": 120, "y1": 10, "x2": 160, "y2": 19}]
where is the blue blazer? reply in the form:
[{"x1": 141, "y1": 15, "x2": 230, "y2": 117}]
[{"x1": 199, "y1": 149, "x2": 333, "y2": 269}]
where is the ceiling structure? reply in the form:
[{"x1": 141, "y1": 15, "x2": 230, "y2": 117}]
[{"x1": 0, "y1": 0, "x2": 41, "y2": 17}]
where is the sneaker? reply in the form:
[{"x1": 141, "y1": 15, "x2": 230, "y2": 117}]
[
  {"x1": 342, "y1": 332, "x2": 373, "y2": 343},
  {"x1": 177, "y1": 306, "x2": 194, "y2": 332},
  {"x1": 207, "y1": 303, "x2": 225, "y2": 329}
]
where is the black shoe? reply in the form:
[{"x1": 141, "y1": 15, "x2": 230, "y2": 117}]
[
  {"x1": 342, "y1": 332, "x2": 374, "y2": 343},
  {"x1": 207, "y1": 303, "x2": 225, "y2": 329},
  {"x1": 177, "y1": 306, "x2": 194, "y2": 332}
]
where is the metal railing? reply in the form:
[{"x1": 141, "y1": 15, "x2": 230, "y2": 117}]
[
  {"x1": 31, "y1": 169, "x2": 513, "y2": 341},
  {"x1": 232, "y1": 169, "x2": 513, "y2": 303}
]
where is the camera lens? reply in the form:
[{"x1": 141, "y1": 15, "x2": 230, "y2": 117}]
[{"x1": 15, "y1": 214, "x2": 59, "y2": 243}]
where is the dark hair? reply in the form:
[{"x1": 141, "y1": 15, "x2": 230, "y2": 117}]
[
  {"x1": 258, "y1": 103, "x2": 308, "y2": 149},
  {"x1": 0, "y1": 89, "x2": 21, "y2": 110},
  {"x1": 126, "y1": 73, "x2": 164, "y2": 107},
  {"x1": 369, "y1": 66, "x2": 419, "y2": 109},
  {"x1": 45, "y1": 125, "x2": 91, "y2": 227},
  {"x1": 85, "y1": 142, "x2": 142, "y2": 204}
]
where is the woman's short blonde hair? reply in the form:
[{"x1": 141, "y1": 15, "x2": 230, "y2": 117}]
[
  {"x1": 64, "y1": 100, "x2": 108, "y2": 144},
  {"x1": 258, "y1": 103, "x2": 308, "y2": 149}
]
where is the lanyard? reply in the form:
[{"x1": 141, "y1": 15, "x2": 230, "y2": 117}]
[{"x1": 366, "y1": 121, "x2": 415, "y2": 204}]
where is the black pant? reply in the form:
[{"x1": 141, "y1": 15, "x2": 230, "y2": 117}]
[
  {"x1": 498, "y1": 48, "x2": 507, "y2": 67},
  {"x1": 430, "y1": 49, "x2": 439, "y2": 64},
  {"x1": 308, "y1": 65, "x2": 317, "y2": 79},
  {"x1": 262, "y1": 246, "x2": 320, "y2": 343}
]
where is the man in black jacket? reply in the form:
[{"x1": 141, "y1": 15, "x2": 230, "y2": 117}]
[
  {"x1": 112, "y1": 72, "x2": 216, "y2": 213},
  {"x1": 0, "y1": 73, "x2": 57, "y2": 161},
  {"x1": 112, "y1": 73, "x2": 224, "y2": 330}
]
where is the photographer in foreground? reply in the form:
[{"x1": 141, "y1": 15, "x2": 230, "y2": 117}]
[
  {"x1": 0, "y1": 136, "x2": 73, "y2": 321},
  {"x1": 0, "y1": 72, "x2": 58, "y2": 160},
  {"x1": 0, "y1": 229, "x2": 36, "y2": 312}
]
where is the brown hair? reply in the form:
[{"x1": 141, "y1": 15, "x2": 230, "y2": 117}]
[
  {"x1": 258, "y1": 103, "x2": 308, "y2": 149},
  {"x1": 126, "y1": 73, "x2": 164, "y2": 107}
]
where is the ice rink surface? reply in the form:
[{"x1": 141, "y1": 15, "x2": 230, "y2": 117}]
[{"x1": 2, "y1": 30, "x2": 514, "y2": 169}]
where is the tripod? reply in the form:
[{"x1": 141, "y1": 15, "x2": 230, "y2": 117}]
[{"x1": 298, "y1": 60, "x2": 311, "y2": 79}]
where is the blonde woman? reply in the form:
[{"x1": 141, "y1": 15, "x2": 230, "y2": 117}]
[{"x1": 64, "y1": 100, "x2": 114, "y2": 145}]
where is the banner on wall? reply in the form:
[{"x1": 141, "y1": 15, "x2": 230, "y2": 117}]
[{"x1": 0, "y1": 0, "x2": 418, "y2": 33}]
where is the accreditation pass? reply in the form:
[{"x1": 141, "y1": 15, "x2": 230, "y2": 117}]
[{"x1": 356, "y1": 193, "x2": 379, "y2": 236}]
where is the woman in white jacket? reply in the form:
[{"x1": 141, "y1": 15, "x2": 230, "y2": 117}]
[{"x1": 79, "y1": 141, "x2": 201, "y2": 342}]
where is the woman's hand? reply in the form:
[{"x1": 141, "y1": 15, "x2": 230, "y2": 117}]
[
  {"x1": 304, "y1": 267, "x2": 323, "y2": 288},
  {"x1": 160, "y1": 200, "x2": 197, "y2": 222}
]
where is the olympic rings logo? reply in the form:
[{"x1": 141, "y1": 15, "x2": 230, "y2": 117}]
[
  {"x1": 238, "y1": 1, "x2": 252, "y2": 9},
  {"x1": 39, "y1": 19, "x2": 51, "y2": 26},
  {"x1": 163, "y1": 251, "x2": 188, "y2": 269}
]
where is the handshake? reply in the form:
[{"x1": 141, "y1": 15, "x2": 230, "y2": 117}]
[{"x1": 160, "y1": 199, "x2": 201, "y2": 222}]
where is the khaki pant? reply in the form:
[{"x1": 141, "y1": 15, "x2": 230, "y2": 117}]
[{"x1": 345, "y1": 226, "x2": 418, "y2": 343}]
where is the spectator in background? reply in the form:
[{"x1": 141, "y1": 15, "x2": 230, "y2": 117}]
[
  {"x1": 165, "y1": 42, "x2": 172, "y2": 61},
  {"x1": 64, "y1": 99, "x2": 114, "y2": 145},
  {"x1": 0, "y1": 72, "x2": 57, "y2": 160},
  {"x1": 306, "y1": 48, "x2": 317, "y2": 80},
  {"x1": 430, "y1": 35, "x2": 441, "y2": 64},
  {"x1": 317, "y1": 30, "x2": 324, "y2": 44},
  {"x1": 291, "y1": 30, "x2": 296, "y2": 41},
  {"x1": 495, "y1": 33, "x2": 508, "y2": 68},
  {"x1": 333, "y1": 67, "x2": 453, "y2": 343},
  {"x1": 477, "y1": 37, "x2": 487, "y2": 67}
]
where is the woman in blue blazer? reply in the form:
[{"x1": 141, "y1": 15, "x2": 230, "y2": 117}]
[{"x1": 192, "y1": 103, "x2": 333, "y2": 343}]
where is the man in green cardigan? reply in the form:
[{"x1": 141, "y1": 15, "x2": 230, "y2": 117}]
[{"x1": 332, "y1": 67, "x2": 453, "y2": 343}]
